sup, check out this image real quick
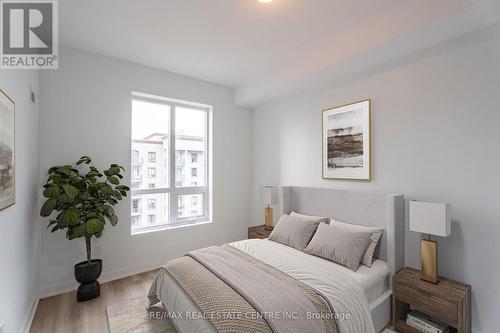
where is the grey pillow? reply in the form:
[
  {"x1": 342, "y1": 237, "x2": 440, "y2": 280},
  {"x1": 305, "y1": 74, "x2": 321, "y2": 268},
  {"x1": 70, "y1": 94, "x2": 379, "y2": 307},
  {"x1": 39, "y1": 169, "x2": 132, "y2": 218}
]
[
  {"x1": 304, "y1": 222, "x2": 371, "y2": 271},
  {"x1": 268, "y1": 214, "x2": 320, "y2": 251},
  {"x1": 329, "y1": 219, "x2": 383, "y2": 267},
  {"x1": 290, "y1": 211, "x2": 329, "y2": 224}
]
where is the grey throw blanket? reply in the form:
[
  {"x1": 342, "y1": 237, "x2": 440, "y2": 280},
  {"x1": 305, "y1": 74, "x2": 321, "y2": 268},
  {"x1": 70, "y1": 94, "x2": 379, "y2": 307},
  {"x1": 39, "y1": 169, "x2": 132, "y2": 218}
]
[{"x1": 150, "y1": 245, "x2": 337, "y2": 333}]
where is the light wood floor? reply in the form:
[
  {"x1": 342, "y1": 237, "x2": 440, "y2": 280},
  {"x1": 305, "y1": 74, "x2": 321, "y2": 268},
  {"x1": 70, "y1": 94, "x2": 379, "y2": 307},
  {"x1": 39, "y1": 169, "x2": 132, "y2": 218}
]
[
  {"x1": 30, "y1": 269, "x2": 159, "y2": 333},
  {"x1": 30, "y1": 269, "x2": 398, "y2": 333}
]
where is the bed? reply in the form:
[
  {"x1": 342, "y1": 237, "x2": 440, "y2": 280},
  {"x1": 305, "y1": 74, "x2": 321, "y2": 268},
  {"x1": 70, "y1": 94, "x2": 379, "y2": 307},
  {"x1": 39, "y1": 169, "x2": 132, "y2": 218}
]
[{"x1": 149, "y1": 187, "x2": 404, "y2": 333}]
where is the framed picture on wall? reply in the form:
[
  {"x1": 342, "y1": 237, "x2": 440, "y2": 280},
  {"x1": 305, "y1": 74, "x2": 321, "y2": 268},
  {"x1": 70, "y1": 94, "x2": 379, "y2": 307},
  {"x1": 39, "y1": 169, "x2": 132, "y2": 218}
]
[
  {"x1": 322, "y1": 99, "x2": 370, "y2": 180},
  {"x1": 0, "y1": 89, "x2": 15, "y2": 210}
]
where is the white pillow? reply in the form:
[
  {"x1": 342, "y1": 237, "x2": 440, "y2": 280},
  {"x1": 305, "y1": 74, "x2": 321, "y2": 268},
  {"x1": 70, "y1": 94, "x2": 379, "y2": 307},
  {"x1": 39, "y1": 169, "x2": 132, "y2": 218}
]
[
  {"x1": 290, "y1": 211, "x2": 329, "y2": 224},
  {"x1": 329, "y1": 219, "x2": 383, "y2": 267}
]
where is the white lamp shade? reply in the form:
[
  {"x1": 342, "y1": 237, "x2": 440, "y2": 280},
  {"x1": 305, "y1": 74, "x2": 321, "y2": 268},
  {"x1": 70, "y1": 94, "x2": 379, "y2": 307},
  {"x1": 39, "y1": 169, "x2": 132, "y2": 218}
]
[
  {"x1": 261, "y1": 186, "x2": 278, "y2": 206},
  {"x1": 409, "y1": 201, "x2": 451, "y2": 237}
]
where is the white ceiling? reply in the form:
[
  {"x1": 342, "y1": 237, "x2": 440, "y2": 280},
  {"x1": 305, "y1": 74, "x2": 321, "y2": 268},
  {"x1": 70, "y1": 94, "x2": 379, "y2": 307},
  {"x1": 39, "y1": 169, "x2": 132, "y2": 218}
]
[{"x1": 60, "y1": 0, "x2": 500, "y2": 107}]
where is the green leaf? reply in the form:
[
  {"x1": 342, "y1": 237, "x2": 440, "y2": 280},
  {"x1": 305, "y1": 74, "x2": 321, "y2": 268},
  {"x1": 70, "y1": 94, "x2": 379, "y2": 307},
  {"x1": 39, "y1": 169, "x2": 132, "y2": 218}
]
[
  {"x1": 100, "y1": 184, "x2": 113, "y2": 195},
  {"x1": 76, "y1": 156, "x2": 91, "y2": 165},
  {"x1": 59, "y1": 208, "x2": 80, "y2": 226},
  {"x1": 56, "y1": 165, "x2": 72, "y2": 176},
  {"x1": 68, "y1": 224, "x2": 86, "y2": 240},
  {"x1": 40, "y1": 198, "x2": 57, "y2": 217},
  {"x1": 48, "y1": 166, "x2": 61, "y2": 174},
  {"x1": 47, "y1": 220, "x2": 58, "y2": 228},
  {"x1": 62, "y1": 184, "x2": 79, "y2": 200},
  {"x1": 108, "y1": 166, "x2": 120, "y2": 176},
  {"x1": 109, "y1": 214, "x2": 118, "y2": 226},
  {"x1": 58, "y1": 193, "x2": 71, "y2": 203},
  {"x1": 104, "y1": 205, "x2": 114, "y2": 216},
  {"x1": 107, "y1": 176, "x2": 119, "y2": 185},
  {"x1": 86, "y1": 218, "x2": 104, "y2": 234},
  {"x1": 113, "y1": 190, "x2": 122, "y2": 200},
  {"x1": 50, "y1": 225, "x2": 60, "y2": 233},
  {"x1": 43, "y1": 184, "x2": 60, "y2": 198}
]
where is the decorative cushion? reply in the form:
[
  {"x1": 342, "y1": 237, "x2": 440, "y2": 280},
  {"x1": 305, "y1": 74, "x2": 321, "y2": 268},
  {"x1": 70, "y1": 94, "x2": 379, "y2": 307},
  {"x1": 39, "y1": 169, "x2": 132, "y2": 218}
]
[
  {"x1": 304, "y1": 222, "x2": 372, "y2": 271},
  {"x1": 290, "y1": 211, "x2": 330, "y2": 225},
  {"x1": 329, "y1": 219, "x2": 383, "y2": 267},
  {"x1": 268, "y1": 214, "x2": 320, "y2": 251}
]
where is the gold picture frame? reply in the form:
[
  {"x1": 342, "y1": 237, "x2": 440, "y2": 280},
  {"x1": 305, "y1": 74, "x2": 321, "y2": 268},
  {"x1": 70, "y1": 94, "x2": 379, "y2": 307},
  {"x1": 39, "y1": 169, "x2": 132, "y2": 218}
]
[
  {"x1": 322, "y1": 99, "x2": 371, "y2": 180},
  {"x1": 0, "y1": 89, "x2": 15, "y2": 210}
]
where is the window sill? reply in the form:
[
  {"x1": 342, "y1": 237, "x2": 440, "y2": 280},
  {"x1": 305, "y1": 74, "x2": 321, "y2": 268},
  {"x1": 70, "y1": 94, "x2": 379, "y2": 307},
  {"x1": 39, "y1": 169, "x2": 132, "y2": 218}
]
[{"x1": 131, "y1": 219, "x2": 212, "y2": 235}]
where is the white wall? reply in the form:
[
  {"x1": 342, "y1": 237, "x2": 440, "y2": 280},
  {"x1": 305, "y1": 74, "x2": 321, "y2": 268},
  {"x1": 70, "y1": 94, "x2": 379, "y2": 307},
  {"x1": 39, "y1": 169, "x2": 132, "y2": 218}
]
[
  {"x1": 0, "y1": 71, "x2": 40, "y2": 332},
  {"x1": 38, "y1": 46, "x2": 252, "y2": 295},
  {"x1": 252, "y1": 28, "x2": 500, "y2": 332}
]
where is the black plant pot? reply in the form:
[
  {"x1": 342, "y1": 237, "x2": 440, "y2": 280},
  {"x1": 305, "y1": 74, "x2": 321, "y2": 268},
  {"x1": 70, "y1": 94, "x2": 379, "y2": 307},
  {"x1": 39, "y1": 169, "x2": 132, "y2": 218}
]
[{"x1": 74, "y1": 259, "x2": 102, "y2": 302}]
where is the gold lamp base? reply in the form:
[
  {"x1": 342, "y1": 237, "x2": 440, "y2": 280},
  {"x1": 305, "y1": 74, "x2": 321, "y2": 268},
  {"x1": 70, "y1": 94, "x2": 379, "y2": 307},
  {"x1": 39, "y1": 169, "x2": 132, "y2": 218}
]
[
  {"x1": 264, "y1": 207, "x2": 274, "y2": 231},
  {"x1": 421, "y1": 239, "x2": 439, "y2": 284}
]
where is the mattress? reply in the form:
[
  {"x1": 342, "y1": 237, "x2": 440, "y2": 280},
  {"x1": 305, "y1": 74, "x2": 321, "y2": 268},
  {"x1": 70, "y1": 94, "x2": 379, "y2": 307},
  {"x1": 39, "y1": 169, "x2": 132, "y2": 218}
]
[
  {"x1": 231, "y1": 239, "x2": 390, "y2": 305},
  {"x1": 350, "y1": 259, "x2": 390, "y2": 305},
  {"x1": 151, "y1": 239, "x2": 384, "y2": 333}
]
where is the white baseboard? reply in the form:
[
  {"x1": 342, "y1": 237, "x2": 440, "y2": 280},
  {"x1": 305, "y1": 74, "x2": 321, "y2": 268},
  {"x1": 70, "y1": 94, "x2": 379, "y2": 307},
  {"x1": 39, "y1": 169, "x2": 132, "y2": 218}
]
[
  {"x1": 22, "y1": 296, "x2": 39, "y2": 333},
  {"x1": 38, "y1": 259, "x2": 166, "y2": 299}
]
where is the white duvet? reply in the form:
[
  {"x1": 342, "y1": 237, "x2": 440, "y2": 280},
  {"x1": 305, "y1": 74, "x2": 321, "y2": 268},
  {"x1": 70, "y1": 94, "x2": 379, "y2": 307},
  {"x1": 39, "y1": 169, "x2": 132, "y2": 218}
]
[{"x1": 151, "y1": 239, "x2": 383, "y2": 333}]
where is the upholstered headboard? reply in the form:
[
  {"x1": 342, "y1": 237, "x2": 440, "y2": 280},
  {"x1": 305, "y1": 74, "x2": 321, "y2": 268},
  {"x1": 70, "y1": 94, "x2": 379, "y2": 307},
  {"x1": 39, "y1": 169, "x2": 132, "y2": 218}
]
[{"x1": 281, "y1": 186, "x2": 404, "y2": 275}]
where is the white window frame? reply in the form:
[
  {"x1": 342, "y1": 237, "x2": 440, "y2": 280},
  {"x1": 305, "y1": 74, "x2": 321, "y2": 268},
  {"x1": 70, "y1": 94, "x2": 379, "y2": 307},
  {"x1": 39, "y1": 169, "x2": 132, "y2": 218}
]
[
  {"x1": 148, "y1": 151, "x2": 156, "y2": 163},
  {"x1": 148, "y1": 167, "x2": 156, "y2": 178},
  {"x1": 131, "y1": 92, "x2": 212, "y2": 234},
  {"x1": 148, "y1": 198, "x2": 156, "y2": 209}
]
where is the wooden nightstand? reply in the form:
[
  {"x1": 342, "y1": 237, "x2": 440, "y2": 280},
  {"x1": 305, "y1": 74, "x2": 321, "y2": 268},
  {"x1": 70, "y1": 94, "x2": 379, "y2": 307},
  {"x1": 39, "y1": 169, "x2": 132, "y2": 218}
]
[
  {"x1": 248, "y1": 225, "x2": 273, "y2": 239},
  {"x1": 393, "y1": 267, "x2": 471, "y2": 333}
]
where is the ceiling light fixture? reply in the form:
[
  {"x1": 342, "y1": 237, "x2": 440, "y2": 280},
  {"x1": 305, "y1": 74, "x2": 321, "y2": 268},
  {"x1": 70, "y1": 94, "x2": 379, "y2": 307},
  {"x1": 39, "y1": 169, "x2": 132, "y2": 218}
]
[{"x1": 258, "y1": 0, "x2": 272, "y2": 3}]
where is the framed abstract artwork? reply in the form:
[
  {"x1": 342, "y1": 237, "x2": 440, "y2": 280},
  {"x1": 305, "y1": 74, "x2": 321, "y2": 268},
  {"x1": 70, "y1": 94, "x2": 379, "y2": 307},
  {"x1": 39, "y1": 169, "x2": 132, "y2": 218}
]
[
  {"x1": 322, "y1": 99, "x2": 370, "y2": 180},
  {"x1": 0, "y1": 89, "x2": 15, "y2": 210}
]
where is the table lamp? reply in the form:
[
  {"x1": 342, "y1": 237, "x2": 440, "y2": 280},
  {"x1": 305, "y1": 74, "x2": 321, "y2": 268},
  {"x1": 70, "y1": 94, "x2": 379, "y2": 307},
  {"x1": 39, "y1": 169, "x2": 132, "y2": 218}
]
[
  {"x1": 261, "y1": 186, "x2": 278, "y2": 231},
  {"x1": 409, "y1": 201, "x2": 451, "y2": 284}
]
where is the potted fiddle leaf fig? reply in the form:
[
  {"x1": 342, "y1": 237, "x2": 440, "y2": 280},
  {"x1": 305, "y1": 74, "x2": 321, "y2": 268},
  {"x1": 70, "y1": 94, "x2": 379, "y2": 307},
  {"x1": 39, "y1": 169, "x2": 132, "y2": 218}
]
[{"x1": 40, "y1": 156, "x2": 129, "y2": 302}]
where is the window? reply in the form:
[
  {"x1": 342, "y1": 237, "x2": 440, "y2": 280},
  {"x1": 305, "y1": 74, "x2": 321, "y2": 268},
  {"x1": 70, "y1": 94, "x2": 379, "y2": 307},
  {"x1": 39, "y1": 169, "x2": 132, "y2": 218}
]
[
  {"x1": 132, "y1": 200, "x2": 140, "y2": 214},
  {"x1": 175, "y1": 167, "x2": 184, "y2": 184},
  {"x1": 132, "y1": 166, "x2": 141, "y2": 181},
  {"x1": 131, "y1": 93, "x2": 211, "y2": 233},
  {"x1": 131, "y1": 150, "x2": 141, "y2": 164},
  {"x1": 131, "y1": 216, "x2": 140, "y2": 228},
  {"x1": 131, "y1": 182, "x2": 140, "y2": 189},
  {"x1": 175, "y1": 151, "x2": 185, "y2": 165},
  {"x1": 148, "y1": 167, "x2": 156, "y2": 178},
  {"x1": 179, "y1": 194, "x2": 203, "y2": 218},
  {"x1": 178, "y1": 196, "x2": 185, "y2": 216},
  {"x1": 148, "y1": 199, "x2": 156, "y2": 209}
]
